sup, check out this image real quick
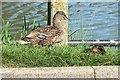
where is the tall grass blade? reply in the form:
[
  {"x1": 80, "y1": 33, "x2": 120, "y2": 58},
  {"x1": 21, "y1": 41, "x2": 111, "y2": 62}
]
[
  {"x1": 5, "y1": 21, "x2": 9, "y2": 38},
  {"x1": 2, "y1": 18, "x2": 5, "y2": 25},
  {"x1": 32, "y1": 19, "x2": 36, "y2": 30},
  {"x1": 21, "y1": 33, "x2": 23, "y2": 38},
  {"x1": 68, "y1": 29, "x2": 80, "y2": 38},
  {"x1": 23, "y1": 16, "x2": 27, "y2": 31},
  {"x1": 38, "y1": 22, "x2": 41, "y2": 27}
]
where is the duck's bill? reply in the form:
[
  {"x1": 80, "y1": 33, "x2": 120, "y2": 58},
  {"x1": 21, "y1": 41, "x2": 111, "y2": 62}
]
[
  {"x1": 64, "y1": 15, "x2": 71, "y2": 21},
  {"x1": 17, "y1": 40, "x2": 30, "y2": 44},
  {"x1": 66, "y1": 17, "x2": 71, "y2": 21}
]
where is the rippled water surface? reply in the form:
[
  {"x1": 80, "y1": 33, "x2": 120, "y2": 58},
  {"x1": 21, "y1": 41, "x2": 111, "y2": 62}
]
[
  {"x1": 68, "y1": 2, "x2": 118, "y2": 40},
  {"x1": 2, "y1": 2, "x2": 119, "y2": 40},
  {"x1": 2, "y1": 2, "x2": 48, "y2": 35}
]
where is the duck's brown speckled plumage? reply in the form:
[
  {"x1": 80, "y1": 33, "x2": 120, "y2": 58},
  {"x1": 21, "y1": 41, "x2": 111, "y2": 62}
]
[{"x1": 18, "y1": 11, "x2": 68, "y2": 46}]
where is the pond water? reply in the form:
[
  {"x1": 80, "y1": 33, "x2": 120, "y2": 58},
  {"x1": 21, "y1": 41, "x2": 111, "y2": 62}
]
[
  {"x1": 68, "y1": 2, "x2": 119, "y2": 40},
  {"x1": 2, "y1": 2, "x2": 119, "y2": 40}
]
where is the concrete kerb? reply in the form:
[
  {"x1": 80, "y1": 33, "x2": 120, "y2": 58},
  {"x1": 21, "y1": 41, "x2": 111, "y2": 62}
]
[
  {"x1": 1, "y1": 67, "x2": 94, "y2": 78},
  {"x1": 92, "y1": 66, "x2": 118, "y2": 78},
  {"x1": 0, "y1": 66, "x2": 119, "y2": 78}
]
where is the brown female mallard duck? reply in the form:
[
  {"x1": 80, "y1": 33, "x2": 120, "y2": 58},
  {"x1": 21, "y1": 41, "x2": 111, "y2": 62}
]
[
  {"x1": 18, "y1": 11, "x2": 70, "y2": 46},
  {"x1": 84, "y1": 45, "x2": 105, "y2": 54}
]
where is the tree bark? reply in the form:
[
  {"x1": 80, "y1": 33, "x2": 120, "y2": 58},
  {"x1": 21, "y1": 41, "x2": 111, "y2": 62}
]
[{"x1": 50, "y1": 0, "x2": 68, "y2": 45}]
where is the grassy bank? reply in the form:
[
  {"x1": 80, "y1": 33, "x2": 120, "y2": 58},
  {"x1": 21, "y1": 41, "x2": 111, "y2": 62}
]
[{"x1": 2, "y1": 44, "x2": 119, "y2": 67}]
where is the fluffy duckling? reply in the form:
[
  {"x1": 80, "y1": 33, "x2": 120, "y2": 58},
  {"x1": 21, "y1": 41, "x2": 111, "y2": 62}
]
[
  {"x1": 92, "y1": 45, "x2": 105, "y2": 54},
  {"x1": 84, "y1": 45, "x2": 105, "y2": 54},
  {"x1": 18, "y1": 11, "x2": 69, "y2": 46}
]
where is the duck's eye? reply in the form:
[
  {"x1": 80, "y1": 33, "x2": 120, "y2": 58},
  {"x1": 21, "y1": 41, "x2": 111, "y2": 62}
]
[{"x1": 44, "y1": 28, "x2": 49, "y2": 31}]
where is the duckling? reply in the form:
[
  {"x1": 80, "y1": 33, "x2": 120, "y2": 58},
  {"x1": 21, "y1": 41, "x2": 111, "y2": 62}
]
[
  {"x1": 83, "y1": 45, "x2": 105, "y2": 54},
  {"x1": 92, "y1": 45, "x2": 105, "y2": 54},
  {"x1": 18, "y1": 11, "x2": 70, "y2": 46}
]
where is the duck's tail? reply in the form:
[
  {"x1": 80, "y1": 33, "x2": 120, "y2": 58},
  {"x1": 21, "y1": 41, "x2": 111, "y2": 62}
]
[{"x1": 17, "y1": 39, "x2": 30, "y2": 45}]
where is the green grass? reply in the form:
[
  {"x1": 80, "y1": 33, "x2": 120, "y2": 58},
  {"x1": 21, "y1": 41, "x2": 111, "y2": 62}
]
[
  {"x1": 1, "y1": 19, "x2": 12, "y2": 44},
  {"x1": 2, "y1": 44, "x2": 119, "y2": 67}
]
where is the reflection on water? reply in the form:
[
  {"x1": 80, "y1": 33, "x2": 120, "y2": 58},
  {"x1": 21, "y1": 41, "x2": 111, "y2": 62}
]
[{"x1": 2, "y1": 2, "x2": 119, "y2": 40}]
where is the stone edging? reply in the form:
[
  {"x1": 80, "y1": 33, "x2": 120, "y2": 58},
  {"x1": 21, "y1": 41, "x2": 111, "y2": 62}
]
[{"x1": 0, "y1": 66, "x2": 119, "y2": 79}]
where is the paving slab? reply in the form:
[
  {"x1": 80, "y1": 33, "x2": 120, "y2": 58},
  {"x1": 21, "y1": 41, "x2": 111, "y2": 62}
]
[
  {"x1": 1, "y1": 67, "x2": 94, "y2": 78},
  {"x1": 93, "y1": 66, "x2": 118, "y2": 78}
]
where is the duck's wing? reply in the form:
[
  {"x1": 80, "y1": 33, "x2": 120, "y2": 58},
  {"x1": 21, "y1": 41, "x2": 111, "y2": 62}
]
[
  {"x1": 37, "y1": 28, "x2": 62, "y2": 45},
  {"x1": 18, "y1": 26, "x2": 50, "y2": 45},
  {"x1": 18, "y1": 26, "x2": 62, "y2": 46},
  {"x1": 26, "y1": 25, "x2": 51, "y2": 38}
]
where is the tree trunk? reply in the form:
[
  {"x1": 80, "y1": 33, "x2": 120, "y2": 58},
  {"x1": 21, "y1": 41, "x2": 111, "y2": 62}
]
[{"x1": 49, "y1": 0, "x2": 68, "y2": 45}]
